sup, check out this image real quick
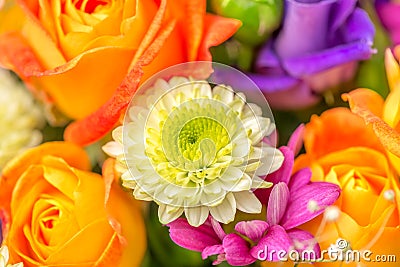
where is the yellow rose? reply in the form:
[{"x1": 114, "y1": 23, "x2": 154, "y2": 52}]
[
  {"x1": 0, "y1": 142, "x2": 146, "y2": 266},
  {"x1": 294, "y1": 108, "x2": 400, "y2": 267}
]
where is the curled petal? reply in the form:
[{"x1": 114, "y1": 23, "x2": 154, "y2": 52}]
[{"x1": 343, "y1": 90, "x2": 400, "y2": 157}]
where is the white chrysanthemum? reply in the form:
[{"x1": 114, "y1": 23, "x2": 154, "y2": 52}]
[
  {"x1": 0, "y1": 246, "x2": 23, "y2": 267},
  {"x1": 0, "y1": 69, "x2": 44, "y2": 170},
  {"x1": 103, "y1": 77, "x2": 283, "y2": 226}
]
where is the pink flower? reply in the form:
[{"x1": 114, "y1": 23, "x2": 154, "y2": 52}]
[{"x1": 167, "y1": 126, "x2": 340, "y2": 265}]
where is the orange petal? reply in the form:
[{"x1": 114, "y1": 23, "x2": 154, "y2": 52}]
[
  {"x1": 342, "y1": 88, "x2": 384, "y2": 117},
  {"x1": 0, "y1": 0, "x2": 25, "y2": 34},
  {"x1": 197, "y1": 14, "x2": 241, "y2": 61},
  {"x1": 302, "y1": 108, "x2": 384, "y2": 158},
  {"x1": 0, "y1": 32, "x2": 43, "y2": 78},
  {"x1": 106, "y1": 174, "x2": 146, "y2": 267},
  {"x1": 64, "y1": 20, "x2": 176, "y2": 146},
  {"x1": 0, "y1": 142, "x2": 90, "y2": 206},
  {"x1": 343, "y1": 92, "x2": 400, "y2": 158},
  {"x1": 34, "y1": 47, "x2": 135, "y2": 119}
]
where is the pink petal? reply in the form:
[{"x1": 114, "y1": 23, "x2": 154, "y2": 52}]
[
  {"x1": 255, "y1": 146, "x2": 293, "y2": 204},
  {"x1": 287, "y1": 228, "x2": 321, "y2": 260},
  {"x1": 234, "y1": 220, "x2": 269, "y2": 243},
  {"x1": 281, "y1": 182, "x2": 341, "y2": 229},
  {"x1": 288, "y1": 168, "x2": 312, "y2": 193},
  {"x1": 167, "y1": 218, "x2": 221, "y2": 252},
  {"x1": 202, "y1": 244, "x2": 224, "y2": 259},
  {"x1": 287, "y1": 124, "x2": 305, "y2": 156},
  {"x1": 267, "y1": 182, "x2": 290, "y2": 225},
  {"x1": 250, "y1": 225, "x2": 293, "y2": 262},
  {"x1": 210, "y1": 216, "x2": 226, "y2": 240},
  {"x1": 223, "y1": 233, "x2": 257, "y2": 266}
]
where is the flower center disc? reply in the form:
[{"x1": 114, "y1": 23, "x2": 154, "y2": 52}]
[{"x1": 178, "y1": 117, "x2": 229, "y2": 162}]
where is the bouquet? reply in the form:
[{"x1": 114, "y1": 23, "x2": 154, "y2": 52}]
[{"x1": 0, "y1": 0, "x2": 399, "y2": 266}]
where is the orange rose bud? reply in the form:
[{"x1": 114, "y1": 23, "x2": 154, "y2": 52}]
[
  {"x1": 294, "y1": 108, "x2": 400, "y2": 267},
  {"x1": 0, "y1": 142, "x2": 146, "y2": 266}
]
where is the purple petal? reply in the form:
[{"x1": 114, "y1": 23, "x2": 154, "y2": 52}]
[
  {"x1": 274, "y1": 0, "x2": 337, "y2": 59},
  {"x1": 248, "y1": 73, "x2": 300, "y2": 92},
  {"x1": 260, "y1": 81, "x2": 320, "y2": 110},
  {"x1": 288, "y1": 168, "x2": 312, "y2": 193},
  {"x1": 234, "y1": 220, "x2": 269, "y2": 243},
  {"x1": 167, "y1": 218, "x2": 221, "y2": 252},
  {"x1": 250, "y1": 225, "x2": 293, "y2": 261},
  {"x1": 202, "y1": 244, "x2": 224, "y2": 259},
  {"x1": 340, "y1": 8, "x2": 375, "y2": 44},
  {"x1": 255, "y1": 42, "x2": 282, "y2": 70},
  {"x1": 267, "y1": 182, "x2": 290, "y2": 225},
  {"x1": 287, "y1": 228, "x2": 321, "y2": 259},
  {"x1": 287, "y1": 124, "x2": 305, "y2": 156},
  {"x1": 281, "y1": 182, "x2": 341, "y2": 229},
  {"x1": 255, "y1": 147, "x2": 294, "y2": 204},
  {"x1": 329, "y1": 0, "x2": 357, "y2": 33},
  {"x1": 223, "y1": 234, "x2": 257, "y2": 266},
  {"x1": 281, "y1": 40, "x2": 374, "y2": 77}
]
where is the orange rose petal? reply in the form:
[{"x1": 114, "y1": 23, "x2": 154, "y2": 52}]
[
  {"x1": 21, "y1": 11, "x2": 67, "y2": 69},
  {"x1": 303, "y1": 108, "x2": 384, "y2": 158},
  {"x1": 1, "y1": 142, "x2": 90, "y2": 206},
  {"x1": 0, "y1": 0, "x2": 25, "y2": 34},
  {"x1": 342, "y1": 89, "x2": 384, "y2": 118},
  {"x1": 354, "y1": 205, "x2": 396, "y2": 248},
  {"x1": 107, "y1": 181, "x2": 146, "y2": 267},
  {"x1": 35, "y1": 47, "x2": 135, "y2": 119},
  {"x1": 197, "y1": 14, "x2": 241, "y2": 61},
  {"x1": 128, "y1": 0, "x2": 166, "y2": 70},
  {"x1": 64, "y1": 20, "x2": 177, "y2": 146},
  {"x1": 177, "y1": 0, "x2": 206, "y2": 61},
  {"x1": 46, "y1": 219, "x2": 116, "y2": 265},
  {"x1": 344, "y1": 94, "x2": 400, "y2": 158},
  {"x1": 73, "y1": 169, "x2": 109, "y2": 227},
  {"x1": 95, "y1": 232, "x2": 123, "y2": 267},
  {"x1": 41, "y1": 157, "x2": 78, "y2": 200},
  {"x1": 0, "y1": 32, "x2": 43, "y2": 78}
]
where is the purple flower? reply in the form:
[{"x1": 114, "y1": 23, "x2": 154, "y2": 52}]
[
  {"x1": 167, "y1": 126, "x2": 341, "y2": 265},
  {"x1": 248, "y1": 0, "x2": 375, "y2": 109},
  {"x1": 376, "y1": 0, "x2": 400, "y2": 45}
]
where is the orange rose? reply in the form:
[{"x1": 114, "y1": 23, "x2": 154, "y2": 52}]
[
  {"x1": 294, "y1": 108, "x2": 400, "y2": 267},
  {"x1": 0, "y1": 0, "x2": 240, "y2": 145},
  {"x1": 0, "y1": 142, "x2": 146, "y2": 266}
]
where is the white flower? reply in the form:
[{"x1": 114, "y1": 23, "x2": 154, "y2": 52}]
[
  {"x1": 0, "y1": 246, "x2": 23, "y2": 267},
  {"x1": 0, "y1": 69, "x2": 44, "y2": 171},
  {"x1": 103, "y1": 76, "x2": 284, "y2": 226}
]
